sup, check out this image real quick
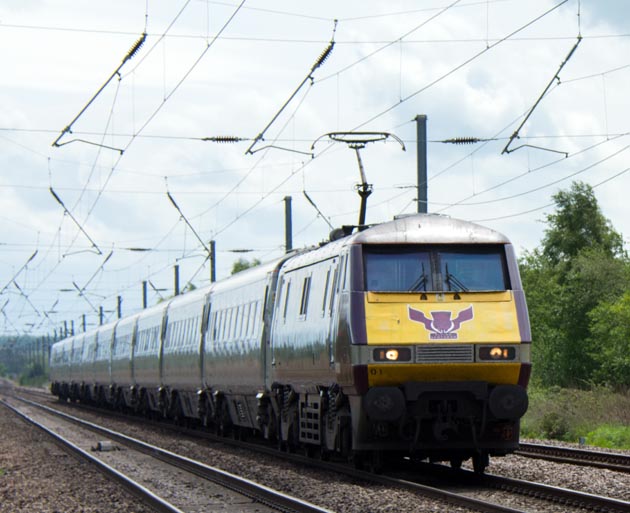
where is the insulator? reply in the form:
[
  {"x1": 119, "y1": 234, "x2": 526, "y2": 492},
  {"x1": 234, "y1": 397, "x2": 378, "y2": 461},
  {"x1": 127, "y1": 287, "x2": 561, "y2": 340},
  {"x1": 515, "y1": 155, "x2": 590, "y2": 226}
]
[
  {"x1": 312, "y1": 42, "x2": 335, "y2": 71},
  {"x1": 203, "y1": 136, "x2": 244, "y2": 143},
  {"x1": 123, "y1": 33, "x2": 147, "y2": 63},
  {"x1": 443, "y1": 137, "x2": 482, "y2": 145}
]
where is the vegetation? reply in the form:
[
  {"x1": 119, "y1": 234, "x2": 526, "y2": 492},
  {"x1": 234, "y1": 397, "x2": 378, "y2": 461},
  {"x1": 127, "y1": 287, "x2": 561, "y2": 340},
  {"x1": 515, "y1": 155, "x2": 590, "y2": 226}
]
[
  {"x1": 18, "y1": 362, "x2": 48, "y2": 388},
  {"x1": 519, "y1": 182, "x2": 630, "y2": 389},
  {"x1": 519, "y1": 181, "x2": 630, "y2": 448},
  {"x1": 522, "y1": 385, "x2": 630, "y2": 448},
  {"x1": 231, "y1": 257, "x2": 261, "y2": 274},
  {"x1": 0, "y1": 336, "x2": 49, "y2": 385}
]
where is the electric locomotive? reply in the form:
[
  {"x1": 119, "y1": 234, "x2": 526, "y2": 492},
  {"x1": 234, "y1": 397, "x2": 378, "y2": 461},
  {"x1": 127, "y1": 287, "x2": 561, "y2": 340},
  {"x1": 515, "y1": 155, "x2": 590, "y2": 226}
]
[{"x1": 268, "y1": 213, "x2": 530, "y2": 472}]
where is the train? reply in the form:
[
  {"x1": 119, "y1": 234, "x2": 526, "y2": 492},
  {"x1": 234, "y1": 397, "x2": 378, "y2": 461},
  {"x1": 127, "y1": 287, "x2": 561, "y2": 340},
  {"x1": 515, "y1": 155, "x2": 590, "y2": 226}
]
[{"x1": 50, "y1": 213, "x2": 531, "y2": 473}]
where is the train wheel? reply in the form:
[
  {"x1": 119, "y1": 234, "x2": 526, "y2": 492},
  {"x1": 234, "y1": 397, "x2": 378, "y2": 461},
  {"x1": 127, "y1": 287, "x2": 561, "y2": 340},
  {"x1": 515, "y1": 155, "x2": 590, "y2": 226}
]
[
  {"x1": 172, "y1": 397, "x2": 186, "y2": 427},
  {"x1": 218, "y1": 402, "x2": 232, "y2": 438},
  {"x1": 202, "y1": 406, "x2": 214, "y2": 431},
  {"x1": 286, "y1": 423, "x2": 298, "y2": 453},
  {"x1": 303, "y1": 444, "x2": 318, "y2": 459},
  {"x1": 472, "y1": 452, "x2": 489, "y2": 474},
  {"x1": 450, "y1": 458, "x2": 463, "y2": 470},
  {"x1": 354, "y1": 451, "x2": 384, "y2": 474},
  {"x1": 339, "y1": 422, "x2": 352, "y2": 460}
]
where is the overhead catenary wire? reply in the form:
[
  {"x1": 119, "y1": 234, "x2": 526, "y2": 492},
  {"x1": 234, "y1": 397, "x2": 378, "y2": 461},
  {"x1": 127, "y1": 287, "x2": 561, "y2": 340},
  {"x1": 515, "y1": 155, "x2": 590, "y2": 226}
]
[
  {"x1": 52, "y1": 32, "x2": 147, "y2": 148},
  {"x1": 72, "y1": 280, "x2": 100, "y2": 313},
  {"x1": 502, "y1": 35, "x2": 583, "y2": 155},
  {"x1": 13, "y1": 280, "x2": 41, "y2": 317},
  {"x1": 14, "y1": 1, "x2": 248, "y2": 332},
  {"x1": 49, "y1": 187, "x2": 103, "y2": 255},
  {"x1": 5, "y1": 20, "x2": 630, "y2": 45},
  {"x1": 317, "y1": 0, "x2": 462, "y2": 83},
  {"x1": 166, "y1": 181, "x2": 213, "y2": 259},
  {"x1": 302, "y1": 191, "x2": 334, "y2": 230},
  {"x1": 5, "y1": 1, "x2": 630, "y2": 335},
  {"x1": 0, "y1": 251, "x2": 38, "y2": 295},
  {"x1": 245, "y1": 20, "x2": 337, "y2": 155},
  {"x1": 352, "y1": 0, "x2": 569, "y2": 130},
  {"x1": 472, "y1": 165, "x2": 630, "y2": 223},
  {"x1": 453, "y1": 142, "x2": 630, "y2": 211},
  {"x1": 74, "y1": 251, "x2": 114, "y2": 294},
  {"x1": 48, "y1": 0, "x2": 246, "y2": 267},
  {"x1": 434, "y1": 132, "x2": 630, "y2": 212}
]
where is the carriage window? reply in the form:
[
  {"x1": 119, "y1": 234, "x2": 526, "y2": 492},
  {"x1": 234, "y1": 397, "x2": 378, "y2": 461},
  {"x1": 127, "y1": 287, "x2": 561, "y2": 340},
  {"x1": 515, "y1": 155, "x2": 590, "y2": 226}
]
[
  {"x1": 321, "y1": 269, "x2": 331, "y2": 315},
  {"x1": 235, "y1": 306, "x2": 242, "y2": 339},
  {"x1": 283, "y1": 282, "x2": 291, "y2": 321},
  {"x1": 329, "y1": 268, "x2": 338, "y2": 316},
  {"x1": 253, "y1": 300, "x2": 261, "y2": 337},
  {"x1": 340, "y1": 255, "x2": 348, "y2": 291},
  {"x1": 230, "y1": 307, "x2": 238, "y2": 340},
  {"x1": 225, "y1": 309, "x2": 232, "y2": 341},
  {"x1": 299, "y1": 276, "x2": 311, "y2": 317},
  {"x1": 364, "y1": 245, "x2": 508, "y2": 292}
]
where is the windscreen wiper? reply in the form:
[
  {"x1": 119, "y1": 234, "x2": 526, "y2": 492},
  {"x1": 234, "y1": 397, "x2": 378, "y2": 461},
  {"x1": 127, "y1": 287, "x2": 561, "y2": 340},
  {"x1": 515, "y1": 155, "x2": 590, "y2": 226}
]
[
  {"x1": 444, "y1": 263, "x2": 469, "y2": 292},
  {"x1": 409, "y1": 263, "x2": 428, "y2": 292}
]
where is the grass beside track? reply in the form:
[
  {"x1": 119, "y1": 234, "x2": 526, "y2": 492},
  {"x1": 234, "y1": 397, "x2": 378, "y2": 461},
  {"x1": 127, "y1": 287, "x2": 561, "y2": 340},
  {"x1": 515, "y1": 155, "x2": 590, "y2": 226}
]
[{"x1": 522, "y1": 385, "x2": 630, "y2": 449}]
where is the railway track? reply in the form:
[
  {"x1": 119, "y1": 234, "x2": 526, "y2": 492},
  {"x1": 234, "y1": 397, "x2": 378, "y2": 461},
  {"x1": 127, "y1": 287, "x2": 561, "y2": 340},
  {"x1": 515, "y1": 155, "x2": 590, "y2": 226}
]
[
  {"x1": 12, "y1": 390, "x2": 630, "y2": 513},
  {"x1": 517, "y1": 442, "x2": 630, "y2": 473},
  {"x1": 1, "y1": 395, "x2": 332, "y2": 513}
]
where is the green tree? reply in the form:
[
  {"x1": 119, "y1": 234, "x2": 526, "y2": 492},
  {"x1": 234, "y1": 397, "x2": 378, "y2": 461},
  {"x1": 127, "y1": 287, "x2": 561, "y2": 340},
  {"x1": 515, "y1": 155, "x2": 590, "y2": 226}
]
[
  {"x1": 541, "y1": 182, "x2": 624, "y2": 268},
  {"x1": 519, "y1": 249, "x2": 563, "y2": 384},
  {"x1": 520, "y1": 181, "x2": 629, "y2": 387},
  {"x1": 231, "y1": 258, "x2": 261, "y2": 275},
  {"x1": 556, "y1": 248, "x2": 628, "y2": 383},
  {"x1": 589, "y1": 292, "x2": 630, "y2": 388}
]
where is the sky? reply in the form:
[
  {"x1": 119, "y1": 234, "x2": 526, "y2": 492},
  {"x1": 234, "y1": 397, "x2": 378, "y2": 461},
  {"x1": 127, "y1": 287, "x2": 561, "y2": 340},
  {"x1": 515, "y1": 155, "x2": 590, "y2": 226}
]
[{"x1": 1, "y1": 0, "x2": 629, "y2": 337}]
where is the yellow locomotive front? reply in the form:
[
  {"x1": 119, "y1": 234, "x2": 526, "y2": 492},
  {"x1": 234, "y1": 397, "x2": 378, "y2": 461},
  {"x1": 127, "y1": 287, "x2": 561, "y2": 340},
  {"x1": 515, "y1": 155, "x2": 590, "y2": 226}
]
[{"x1": 348, "y1": 216, "x2": 531, "y2": 472}]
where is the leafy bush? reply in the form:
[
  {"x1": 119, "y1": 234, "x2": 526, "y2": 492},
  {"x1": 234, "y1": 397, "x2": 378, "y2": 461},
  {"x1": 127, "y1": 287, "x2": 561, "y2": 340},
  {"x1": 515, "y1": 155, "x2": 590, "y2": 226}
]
[
  {"x1": 585, "y1": 425, "x2": 630, "y2": 449},
  {"x1": 18, "y1": 362, "x2": 48, "y2": 387},
  {"x1": 539, "y1": 412, "x2": 570, "y2": 439},
  {"x1": 521, "y1": 385, "x2": 630, "y2": 448}
]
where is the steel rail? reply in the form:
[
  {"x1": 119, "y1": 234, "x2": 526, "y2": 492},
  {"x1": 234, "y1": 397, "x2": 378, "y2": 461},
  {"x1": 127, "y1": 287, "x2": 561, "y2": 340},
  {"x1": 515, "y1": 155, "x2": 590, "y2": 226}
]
[
  {"x1": 12, "y1": 396, "x2": 332, "y2": 513},
  {"x1": 517, "y1": 442, "x2": 630, "y2": 473},
  {"x1": 14, "y1": 391, "x2": 527, "y2": 513},
  {"x1": 0, "y1": 398, "x2": 186, "y2": 513},
  {"x1": 21, "y1": 390, "x2": 630, "y2": 513},
  {"x1": 479, "y1": 472, "x2": 630, "y2": 513}
]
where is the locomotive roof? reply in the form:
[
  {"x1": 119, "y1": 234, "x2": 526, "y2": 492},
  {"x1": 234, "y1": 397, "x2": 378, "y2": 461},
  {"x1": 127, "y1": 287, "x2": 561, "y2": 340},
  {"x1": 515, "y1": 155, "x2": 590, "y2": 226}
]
[
  {"x1": 279, "y1": 214, "x2": 510, "y2": 272},
  {"x1": 349, "y1": 214, "x2": 510, "y2": 245}
]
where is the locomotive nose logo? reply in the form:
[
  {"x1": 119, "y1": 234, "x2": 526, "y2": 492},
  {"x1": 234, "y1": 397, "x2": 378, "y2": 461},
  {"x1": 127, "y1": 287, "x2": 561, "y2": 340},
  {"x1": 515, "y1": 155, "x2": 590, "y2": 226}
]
[{"x1": 408, "y1": 305, "x2": 474, "y2": 340}]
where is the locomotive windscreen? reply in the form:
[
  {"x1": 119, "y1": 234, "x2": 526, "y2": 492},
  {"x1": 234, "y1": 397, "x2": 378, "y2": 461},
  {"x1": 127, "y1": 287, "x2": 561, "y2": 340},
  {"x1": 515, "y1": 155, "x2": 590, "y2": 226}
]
[{"x1": 363, "y1": 244, "x2": 509, "y2": 292}]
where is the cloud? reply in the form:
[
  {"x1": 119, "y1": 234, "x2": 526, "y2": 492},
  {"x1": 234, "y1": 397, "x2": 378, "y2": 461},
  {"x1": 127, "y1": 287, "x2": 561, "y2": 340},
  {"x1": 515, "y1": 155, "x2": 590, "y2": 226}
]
[{"x1": 1, "y1": 0, "x2": 630, "y2": 334}]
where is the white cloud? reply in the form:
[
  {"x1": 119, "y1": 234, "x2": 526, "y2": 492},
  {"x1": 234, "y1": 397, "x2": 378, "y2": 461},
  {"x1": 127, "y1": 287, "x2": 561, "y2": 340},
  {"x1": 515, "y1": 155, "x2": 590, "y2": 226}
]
[{"x1": 1, "y1": 0, "x2": 629, "y2": 334}]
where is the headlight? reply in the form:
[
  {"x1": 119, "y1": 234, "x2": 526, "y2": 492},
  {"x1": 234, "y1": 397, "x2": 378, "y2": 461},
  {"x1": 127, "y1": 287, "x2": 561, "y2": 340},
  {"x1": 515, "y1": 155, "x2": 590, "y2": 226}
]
[
  {"x1": 478, "y1": 346, "x2": 517, "y2": 361},
  {"x1": 373, "y1": 347, "x2": 412, "y2": 362}
]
